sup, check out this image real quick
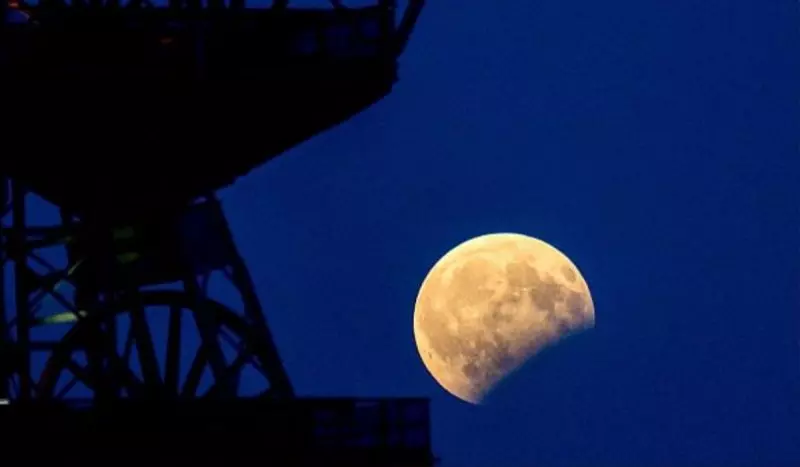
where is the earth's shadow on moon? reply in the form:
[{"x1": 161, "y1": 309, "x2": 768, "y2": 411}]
[{"x1": 478, "y1": 333, "x2": 598, "y2": 407}]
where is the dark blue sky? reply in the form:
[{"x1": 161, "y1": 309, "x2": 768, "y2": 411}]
[
  {"x1": 221, "y1": 1, "x2": 799, "y2": 465},
  {"x1": 13, "y1": 0, "x2": 800, "y2": 466}
]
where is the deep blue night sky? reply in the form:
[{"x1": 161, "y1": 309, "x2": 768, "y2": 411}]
[
  {"x1": 224, "y1": 1, "x2": 799, "y2": 465},
  {"x1": 11, "y1": 0, "x2": 800, "y2": 466}
]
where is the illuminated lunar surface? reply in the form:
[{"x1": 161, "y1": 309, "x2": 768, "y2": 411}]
[{"x1": 413, "y1": 233, "x2": 595, "y2": 404}]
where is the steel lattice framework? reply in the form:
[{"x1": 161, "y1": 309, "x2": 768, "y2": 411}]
[
  {"x1": 0, "y1": 184, "x2": 296, "y2": 400},
  {"x1": 0, "y1": 0, "x2": 424, "y2": 409}
]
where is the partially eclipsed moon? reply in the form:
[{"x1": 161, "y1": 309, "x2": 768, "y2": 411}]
[{"x1": 413, "y1": 233, "x2": 595, "y2": 404}]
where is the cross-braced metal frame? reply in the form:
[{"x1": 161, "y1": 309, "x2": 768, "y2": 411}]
[
  {"x1": 1, "y1": 0, "x2": 425, "y2": 403},
  {"x1": 0, "y1": 177, "x2": 293, "y2": 401}
]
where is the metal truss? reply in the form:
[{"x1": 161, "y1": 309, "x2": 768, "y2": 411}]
[{"x1": 0, "y1": 178, "x2": 293, "y2": 400}]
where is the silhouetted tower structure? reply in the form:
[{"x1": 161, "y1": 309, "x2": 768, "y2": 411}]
[{"x1": 1, "y1": 1, "x2": 431, "y2": 465}]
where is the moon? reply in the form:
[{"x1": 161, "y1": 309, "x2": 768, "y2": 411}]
[{"x1": 413, "y1": 233, "x2": 594, "y2": 404}]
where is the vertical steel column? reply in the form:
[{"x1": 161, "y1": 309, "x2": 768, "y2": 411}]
[
  {"x1": 0, "y1": 177, "x2": 8, "y2": 400},
  {"x1": 11, "y1": 182, "x2": 31, "y2": 399},
  {"x1": 75, "y1": 219, "x2": 116, "y2": 401}
]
